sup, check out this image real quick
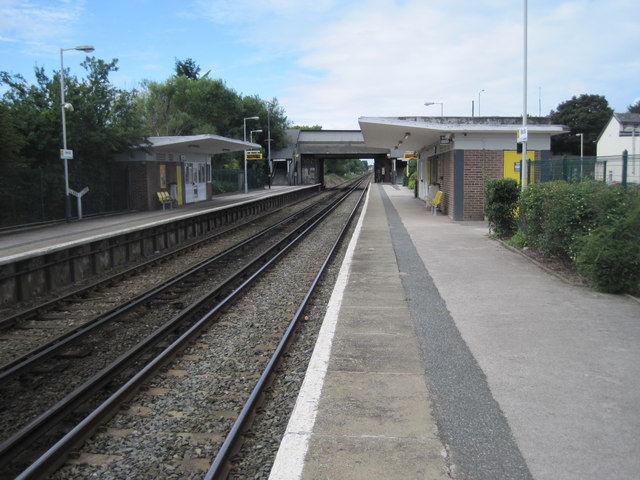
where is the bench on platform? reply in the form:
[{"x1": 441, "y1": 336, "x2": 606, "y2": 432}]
[
  {"x1": 157, "y1": 191, "x2": 176, "y2": 210},
  {"x1": 426, "y1": 190, "x2": 443, "y2": 215}
]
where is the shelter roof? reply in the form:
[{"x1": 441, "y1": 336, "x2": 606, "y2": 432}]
[
  {"x1": 359, "y1": 116, "x2": 569, "y2": 151},
  {"x1": 147, "y1": 134, "x2": 260, "y2": 154}
]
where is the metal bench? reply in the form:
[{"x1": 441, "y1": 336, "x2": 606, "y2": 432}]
[{"x1": 156, "y1": 191, "x2": 175, "y2": 210}]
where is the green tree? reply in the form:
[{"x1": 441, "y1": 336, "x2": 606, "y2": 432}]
[
  {"x1": 550, "y1": 94, "x2": 613, "y2": 156},
  {"x1": 175, "y1": 58, "x2": 201, "y2": 80},
  {"x1": 0, "y1": 58, "x2": 145, "y2": 223},
  {"x1": 136, "y1": 79, "x2": 290, "y2": 175},
  {"x1": 292, "y1": 125, "x2": 323, "y2": 130},
  {"x1": 628, "y1": 100, "x2": 640, "y2": 114}
]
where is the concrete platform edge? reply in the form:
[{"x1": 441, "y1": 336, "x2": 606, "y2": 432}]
[{"x1": 268, "y1": 185, "x2": 372, "y2": 480}]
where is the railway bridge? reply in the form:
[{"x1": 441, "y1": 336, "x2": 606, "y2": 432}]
[{"x1": 271, "y1": 129, "x2": 397, "y2": 186}]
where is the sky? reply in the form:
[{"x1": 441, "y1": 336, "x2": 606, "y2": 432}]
[{"x1": 1, "y1": 0, "x2": 639, "y2": 130}]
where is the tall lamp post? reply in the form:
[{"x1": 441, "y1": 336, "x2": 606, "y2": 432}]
[
  {"x1": 577, "y1": 133, "x2": 584, "y2": 178},
  {"x1": 250, "y1": 129, "x2": 262, "y2": 143},
  {"x1": 243, "y1": 116, "x2": 259, "y2": 193},
  {"x1": 424, "y1": 102, "x2": 444, "y2": 116},
  {"x1": 60, "y1": 44, "x2": 95, "y2": 220},
  {"x1": 267, "y1": 101, "x2": 273, "y2": 189},
  {"x1": 520, "y1": 0, "x2": 529, "y2": 190}
]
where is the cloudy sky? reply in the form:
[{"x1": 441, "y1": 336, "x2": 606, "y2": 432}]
[{"x1": 1, "y1": 0, "x2": 638, "y2": 129}]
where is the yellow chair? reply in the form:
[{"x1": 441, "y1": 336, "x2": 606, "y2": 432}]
[
  {"x1": 426, "y1": 191, "x2": 443, "y2": 215},
  {"x1": 157, "y1": 191, "x2": 174, "y2": 210}
]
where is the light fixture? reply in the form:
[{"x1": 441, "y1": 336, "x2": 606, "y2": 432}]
[
  {"x1": 250, "y1": 129, "x2": 263, "y2": 143},
  {"x1": 424, "y1": 102, "x2": 444, "y2": 116},
  {"x1": 60, "y1": 44, "x2": 95, "y2": 221},
  {"x1": 243, "y1": 116, "x2": 260, "y2": 193}
]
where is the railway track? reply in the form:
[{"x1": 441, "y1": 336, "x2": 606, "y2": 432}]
[{"x1": 0, "y1": 176, "x2": 369, "y2": 479}]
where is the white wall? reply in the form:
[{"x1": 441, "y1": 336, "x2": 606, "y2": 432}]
[
  {"x1": 597, "y1": 117, "x2": 640, "y2": 157},
  {"x1": 453, "y1": 132, "x2": 551, "y2": 151}
]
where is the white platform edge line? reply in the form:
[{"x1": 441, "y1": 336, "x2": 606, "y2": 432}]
[{"x1": 268, "y1": 186, "x2": 372, "y2": 480}]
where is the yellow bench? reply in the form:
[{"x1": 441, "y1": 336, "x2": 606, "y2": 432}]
[
  {"x1": 426, "y1": 190, "x2": 443, "y2": 215},
  {"x1": 156, "y1": 191, "x2": 175, "y2": 210}
]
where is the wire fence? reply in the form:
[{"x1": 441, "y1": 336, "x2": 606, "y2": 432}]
[
  {"x1": 529, "y1": 153, "x2": 640, "y2": 185},
  {"x1": 0, "y1": 164, "x2": 268, "y2": 229}
]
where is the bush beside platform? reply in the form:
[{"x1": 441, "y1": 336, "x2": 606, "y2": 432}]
[{"x1": 485, "y1": 180, "x2": 640, "y2": 295}]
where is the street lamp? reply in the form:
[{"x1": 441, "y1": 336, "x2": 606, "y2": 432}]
[
  {"x1": 521, "y1": 0, "x2": 529, "y2": 190},
  {"x1": 577, "y1": 133, "x2": 584, "y2": 178},
  {"x1": 478, "y1": 89, "x2": 485, "y2": 116},
  {"x1": 266, "y1": 101, "x2": 273, "y2": 189},
  {"x1": 424, "y1": 102, "x2": 443, "y2": 116},
  {"x1": 60, "y1": 44, "x2": 95, "y2": 220},
  {"x1": 243, "y1": 116, "x2": 259, "y2": 193},
  {"x1": 250, "y1": 129, "x2": 263, "y2": 143}
]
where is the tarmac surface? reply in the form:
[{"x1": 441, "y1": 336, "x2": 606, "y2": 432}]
[
  {"x1": 271, "y1": 183, "x2": 640, "y2": 480},
  {"x1": 0, "y1": 185, "x2": 303, "y2": 263}
]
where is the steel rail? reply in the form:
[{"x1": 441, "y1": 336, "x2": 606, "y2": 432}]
[
  {"x1": 0, "y1": 185, "x2": 355, "y2": 468},
  {"x1": 0, "y1": 194, "x2": 326, "y2": 381},
  {"x1": 0, "y1": 188, "x2": 328, "y2": 331},
  {"x1": 205, "y1": 181, "x2": 369, "y2": 479},
  {"x1": 10, "y1": 179, "x2": 366, "y2": 479}
]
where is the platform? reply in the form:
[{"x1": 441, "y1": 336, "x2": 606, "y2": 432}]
[
  {"x1": 0, "y1": 185, "x2": 308, "y2": 262},
  {"x1": 270, "y1": 183, "x2": 640, "y2": 480}
]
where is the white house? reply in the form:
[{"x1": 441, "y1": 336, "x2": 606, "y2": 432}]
[{"x1": 596, "y1": 113, "x2": 640, "y2": 184}]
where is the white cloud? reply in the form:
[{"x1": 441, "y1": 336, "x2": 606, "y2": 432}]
[
  {"x1": 0, "y1": 0, "x2": 86, "y2": 58},
  {"x1": 279, "y1": 0, "x2": 640, "y2": 128}
]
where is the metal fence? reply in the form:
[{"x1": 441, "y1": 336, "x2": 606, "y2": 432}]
[
  {"x1": 0, "y1": 164, "x2": 268, "y2": 230},
  {"x1": 211, "y1": 168, "x2": 265, "y2": 194},
  {"x1": 0, "y1": 162, "x2": 128, "y2": 229},
  {"x1": 529, "y1": 153, "x2": 640, "y2": 185}
]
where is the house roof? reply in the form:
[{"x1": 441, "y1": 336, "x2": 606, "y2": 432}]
[
  {"x1": 614, "y1": 113, "x2": 640, "y2": 125},
  {"x1": 147, "y1": 134, "x2": 260, "y2": 154},
  {"x1": 358, "y1": 116, "x2": 569, "y2": 151}
]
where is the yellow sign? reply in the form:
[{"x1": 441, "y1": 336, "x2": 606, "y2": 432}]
[
  {"x1": 246, "y1": 153, "x2": 263, "y2": 159},
  {"x1": 403, "y1": 152, "x2": 417, "y2": 159}
]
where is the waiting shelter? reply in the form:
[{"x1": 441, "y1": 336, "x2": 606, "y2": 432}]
[
  {"x1": 359, "y1": 116, "x2": 568, "y2": 220},
  {"x1": 114, "y1": 134, "x2": 259, "y2": 211}
]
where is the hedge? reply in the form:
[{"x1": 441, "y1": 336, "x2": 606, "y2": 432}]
[{"x1": 516, "y1": 180, "x2": 640, "y2": 294}]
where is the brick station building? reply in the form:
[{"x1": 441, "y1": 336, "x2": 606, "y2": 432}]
[{"x1": 359, "y1": 116, "x2": 568, "y2": 220}]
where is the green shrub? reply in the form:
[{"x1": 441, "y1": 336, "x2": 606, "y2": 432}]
[
  {"x1": 408, "y1": 172, "x2": 417, "y2": 190},
  {"x1": 485, "y1": 178, "x2": 520, "y2": 237},
  {"x1": 507, "y1": 230, "x2": 527, "y2": 249},
  {"x1": 576, "y1": 201, "x2": 640, "y2": 293},
  {"x1": 519, "y1": 181, "x2": 628, "y2": 261}
]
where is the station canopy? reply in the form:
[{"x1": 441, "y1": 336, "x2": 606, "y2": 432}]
[
  {"x1": 148, "y1": 134, "x2": 260, "y2": 155},
  {"x1": 358, "y1": 116, "x2": 568, "y2": 151}
]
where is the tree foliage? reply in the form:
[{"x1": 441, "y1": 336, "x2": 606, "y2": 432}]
[
  {"x1": 0, "y1": 55, "x2": 293, "y2": 225},
  {"x1": 0, "y1": 57, "x2": 146, "y2": 223},
  {"x1": 292, "y1": 125, "x2": 323, "y2": 130},
  {"x1": 550, "y1": 94, "x2": 613, "y2": 156},
  {"x1": 628, "y1": 100, "x2": 640, "y2": 114},
  {"x1": 174, "y1": 58, "x2": 201, "y2": 80},
  {"x1": 324, "y1": 158, "x2": 367, "y2": 176},
  {"x1": 135, "y1": 68, "x2": 290, "y2": 172}
]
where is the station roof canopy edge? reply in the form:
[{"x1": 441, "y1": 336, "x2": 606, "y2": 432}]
[
  {"x1": 147, "y1": 134, "x2": 260, "y2": 155},
  {"x1": 358, "y1": 116, "x2": 569, "y2": 152}
]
